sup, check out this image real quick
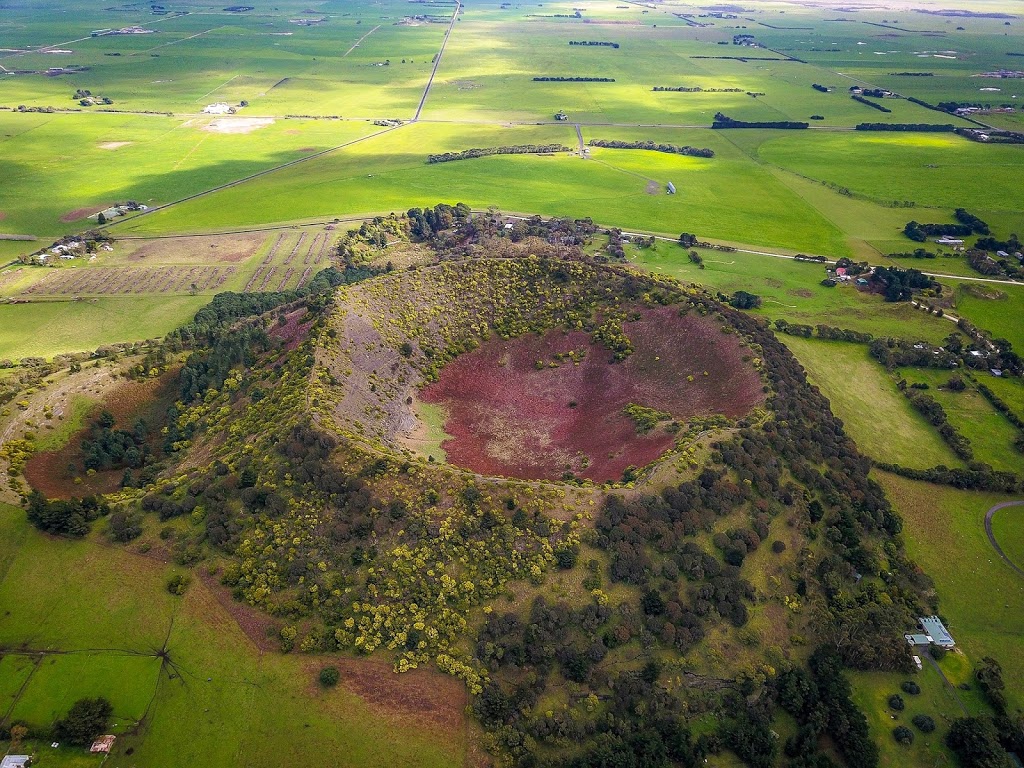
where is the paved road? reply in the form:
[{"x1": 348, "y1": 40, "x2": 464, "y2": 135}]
[
  {"x1": 414, "y1": 0, "x2": 462, "y2": 122},
  {"x1": 985, "y1": 501, "x2": 1024, "y2": 578}
]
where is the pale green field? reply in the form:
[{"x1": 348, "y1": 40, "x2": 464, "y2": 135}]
[
  {"x1": 0, "y1": 296, "x2": 207, "y2": 361},
  {"x1": 781, "y1": 336, "x2": 963, "y2": 468}
]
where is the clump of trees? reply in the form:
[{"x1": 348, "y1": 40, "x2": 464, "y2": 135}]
[
  {"x1": 80, "y1": 410, "x2": 152, "y2": 472},
  {"x1": 729, "y1": 290, "x2": 762, "y2": 310},
  {"x1": 26, "y1": 490, "x2": 109, "y2": 537},
  {"x1": 870, "y1": 265, "x2": 938, "y2": 302},
  {"x1": 569, "y1": 40, "x2": 619, "y2": 48},
  {"x1": 53, "y1": 697, "x2": 113, "y2": 745}
]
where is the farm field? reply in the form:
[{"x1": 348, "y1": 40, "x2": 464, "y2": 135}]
[
  {"x1": 0, "y1": 501, "x2": 468, "y2": 768},
  {"x1": 1, "y1": 1, "x2": 1023, "y2": 766},
  {"x1": 875, "y1": 472, "x2": 1024, "y2": 711},
  {"x1": 780, "y1": 336, "x2": 962, "y2": 468}
]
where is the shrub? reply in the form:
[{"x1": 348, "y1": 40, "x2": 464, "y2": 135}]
[
  {"x1": 901, "y1": 681, "x2": 921, "y2": 695},
  {"x1": 166, "y1": 574, "x2": 190, "y2": 595},
  {"x1": 912, "y1": 714, "x2": 936, "y2": 733},
  {"x1": 771, "y1": 540, "x2": 786, "y2": 554},
  {"x1": 893, "y1": 726, "x2": 915, "y2": 745},
  {"x1": 319, "y1": 666, "x2": 340, "y2": 687},
  {"x1": 889, "y1": 694, "x2": 905, "y2": 711}
]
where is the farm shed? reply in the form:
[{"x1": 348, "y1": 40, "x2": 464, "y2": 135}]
[
  {"x1": 1, "y1": 757, "x2": 30, "y2": 768},
  {"x1": 666, "y1": 182, "x2": 676, "y2": 194},
  {"x1": 905, "y1": 632, "x2": 931, "y2": 646},
  {"x1": 919, "y1": 616, "x2": 955, "y2": 648}
]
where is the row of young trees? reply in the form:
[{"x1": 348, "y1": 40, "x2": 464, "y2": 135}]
[
  {"x1": 587, "y1": 139, "x2": 715, "y2": 158},
  {"x1": 426, "y1": 144, "x2": 570, "y2": 164},
  {"x1": 712, "y1": 112, "x2": 808, "y2": 129}
]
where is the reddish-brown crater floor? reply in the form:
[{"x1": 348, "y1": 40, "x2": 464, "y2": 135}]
[{"x1": 421, "y1": 306, "x2": 763, "y2": 482}]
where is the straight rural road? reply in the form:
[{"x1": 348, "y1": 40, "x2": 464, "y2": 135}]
[{"x1": 413, "y1": 0, "x2": 462, "y2": 122}]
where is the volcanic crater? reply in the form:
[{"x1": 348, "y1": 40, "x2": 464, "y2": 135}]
[{"x1": 320, "y1": 259, "x2": 765, "y2": 484}]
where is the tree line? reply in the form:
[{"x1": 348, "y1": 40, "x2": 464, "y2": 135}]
[
  {"x1": 653, "y1": 86, "x2": 742, "y2": 92},
  {"x1": 852, "y1": 94, "x2": 892, "y2": 113},
  {"x1": 568, "y1": 40, "x2": 619, "y2": 48},
  {"x1": 427, "y1": 144, "x2": 570, "y2": 164},
  {"x1": 588, "y1": 139, "x2": 715, "y2": 158},
  {"x1": 712, "y1": 112, "x2": 808, "y2": 129},
  {"x1": 532, "y1": 76, "x2": 615, "y2": 82}
]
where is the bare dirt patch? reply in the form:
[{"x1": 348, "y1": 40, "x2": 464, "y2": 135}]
[
  {"x1": 645, "y1": 180, "x2": 660, "y2": 195},
  {"x1": 422, "y1": 306, "x2": 764, "y2": 482},
  {"x1": 203, "y1": 117, "x2": 275, "y2": 134},
  {"x1": 295, "y1": 146, "x2": 317, "y2": 153},
  {"x1": 59, "y1": 205, "x2": 105, "y2": 223},
  {"x1": 98, "y1": 141, "x2": 132, "y2": 150},
  {"x1": 126, "y1": 233, "x2": 265, "y2": 264},
  {"x1": 0, "y1": 211, "x2": 7, "y2": 221},
  {"x1": 789, "y1": 288, "x2": 814, "y2": 298}
]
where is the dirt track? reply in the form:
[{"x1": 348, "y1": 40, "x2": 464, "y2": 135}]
[{"x1": 985, "y1": 500, "x2": 1024, "y2": 577}]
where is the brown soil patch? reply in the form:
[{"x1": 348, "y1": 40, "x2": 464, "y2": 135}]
[
  {"x1": 645, "y1": 180, "x2": 660, "y2": 195},
  {"x1": 295, "y1": 146, "x2": 317, "y2": 152},
  {"x1": 789, "y1": 288, "x2": 814, "y2": 298},
  {"x1": 59, "y1": 205, "x2": 105, "y2": 223},
  {"x1": 196, "y1": 569, "x2": 468, "y2": 732},
  {"x1": 0, "y1": 211, "x2": 7, "y2": 221},
  {"x1": 421, "y1": 306, "x2": 763, "y2": 482},
  {"x1": 24, "y1": 372, "x2": 178, "y2": 499},
  {"x1": 763, "y1": 277, "x2": 784, "y2": 288},
  {"x1": 317, "y1": 657, "x2": 468, "y2": 732},
  {"x1": 127, "y1": 233, "x2": 264, "y2": 263},
  {"x1": 284, "y1": 129, "x2": 301, "y2": 135},
  {"x1": 269, "y1": 307, "x2": 312, "y2": 352},
  {"x1": 198, "y1": 569, "x2": 279, "y2": 652}
]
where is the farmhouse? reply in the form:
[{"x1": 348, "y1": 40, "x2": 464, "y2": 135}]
[
  {"x1": 935, "y1": 237, "x2": 964, "y2": 246},
  {"x1": 920, "y1": 615, "x2": 955, "y2": 648},
  {"x1": 905, "y1": 632, "x2": 931, "y2": 646}
]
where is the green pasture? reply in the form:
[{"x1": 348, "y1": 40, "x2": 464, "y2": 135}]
[
  {"x1": 0, "y1": 0, "x2": 446, "y2": 117},
  {"x1": 983, "y1": 373, "x2": 1024, "y2": 417},
  {"x1": 895, "y1": 367, "x2": 1022, "y2": 472},
  {"x1": 756, "y1": 131, "x2": 1024, "y2": 215},
  {"x1": 781, "y1": 337, "x2": 962, "y2": 468},
  {"x1": 0, "y1": 111, "x2": 379, "y2": 238},
  {"x1": 990, "y1": 505, "x2": 1024, "y2": 576},
  {"x1": 0, "y1": 501, "x2": 466, "y2": 767},
  {"x1": 116, "y1": 121, "x2": 858, "y2": 256},
  {"x1": 0, "y1": 296, "x2": 206, "y2": 361},
  {"x1": 954, "y1": 284, "x2": 1024, "y2": 357},
  {"x1": 874, "y1": 472, "x2": 1024, "y2": 711},
  {"x1": 631, "y1": 241, "x2": 953, "y2": 343},
  {"x1": 8, "y1": 653, "x2": 161, "y2": 729},
  {"x1": 850, "y1": 663, "x2": 970, "y2": 768}
]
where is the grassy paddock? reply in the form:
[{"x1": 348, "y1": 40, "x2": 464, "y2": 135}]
[
  {"x1": 780, "y1": 336, "x2": 961, "y2": 468},
  {"x1": 874, "y1": 473, "x2": 1024, "y2": 710},
  {"x1": 0, "y1": 502, "x2": 466, "y2": 767}
]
